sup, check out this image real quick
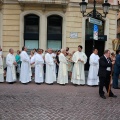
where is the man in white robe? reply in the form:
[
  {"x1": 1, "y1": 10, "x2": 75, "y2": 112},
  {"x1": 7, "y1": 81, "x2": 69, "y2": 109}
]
[
  {"x1": 71, "y1": 45, "x2": 87, "y2": 85},
  {"x1": 6, "y1": 48, "x2": 17, "y2": 83},
  {"x1": 87, "y1": 49, "x2": 99, "y2": 86},
  {"x1": 0, "y1": 49, "x2": 4, "y2": 82},
  {"x1": 20, "y1": 46, "x2": 31, "y2": 84},
  {"x1": 57, "y1": 49, "x2": 68, "y2": 85},
  {"x1": 51, "y1": 51, "x2": 57, "y2": 78},
  {"x1": 31, "y1": 49, "x2": 44, "y2": 84},
  {"x1": 45, "y1": 49, "x2": 56, "y2": 84},
  {"x1": 0, "y1": 56, "x2": 4, "y2": 82}
]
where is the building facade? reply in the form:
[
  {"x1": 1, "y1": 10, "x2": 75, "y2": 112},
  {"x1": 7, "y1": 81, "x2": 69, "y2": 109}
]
[{"x1": 0, "y1": 0, "x2": 118, "y2": 59}]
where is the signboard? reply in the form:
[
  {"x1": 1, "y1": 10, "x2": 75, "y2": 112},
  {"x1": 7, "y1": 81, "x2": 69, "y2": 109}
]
[
  {"x1": 93, "y1": 24, "x2": 98, "y2": 40},
  {"x1": 89, "y1": 17, "x2": 102, "y2": 26},
  {"x1": 85, "y1": 35, "x2": 107, "y2": 41},
  {"x1": 70, "y1": 32, "x2": 78, "y2": 39}
]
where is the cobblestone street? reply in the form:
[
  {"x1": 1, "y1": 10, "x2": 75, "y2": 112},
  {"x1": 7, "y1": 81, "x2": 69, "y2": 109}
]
[{"x1": 0, "y1": 81, "x2": 120, "y2": 120}]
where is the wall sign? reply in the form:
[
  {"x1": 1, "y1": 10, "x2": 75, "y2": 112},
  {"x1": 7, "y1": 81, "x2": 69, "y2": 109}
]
[
  {"x1": 70, "y1": 32, "x2": 78, "y2": 39},
  {"x1": 86, "y1": 35, "x2": 107, "y2": 41}
]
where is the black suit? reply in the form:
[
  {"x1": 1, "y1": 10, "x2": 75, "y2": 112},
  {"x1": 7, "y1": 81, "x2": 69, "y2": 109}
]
[{"x1": 98, "y1": 55, "x2": 113, "y2": 96}]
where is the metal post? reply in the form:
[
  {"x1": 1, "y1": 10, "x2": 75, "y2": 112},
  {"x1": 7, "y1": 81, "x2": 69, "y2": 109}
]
[{"x1": 92, "y1": 0, "x2": 96, "y2": 50}]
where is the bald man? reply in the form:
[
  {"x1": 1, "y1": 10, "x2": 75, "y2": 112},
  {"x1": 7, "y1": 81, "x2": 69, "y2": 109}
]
[{"x1": 6, "y1": 48, "x2": 17, "y2": 83}]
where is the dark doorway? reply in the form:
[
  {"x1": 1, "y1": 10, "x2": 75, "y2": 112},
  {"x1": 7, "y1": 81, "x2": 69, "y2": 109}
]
[
  {"x1": 85, "y1": 40, "x2": 105, "y2": 70},
  {"x1": 47, "y1": 15, "x2": 62, "y2": 50},
  {"x1": 85, "y1": 19, "x2": 105, "y2": 70},
  {"x1": 24, "y1": 14, "x2": 39, "y2": 53}
]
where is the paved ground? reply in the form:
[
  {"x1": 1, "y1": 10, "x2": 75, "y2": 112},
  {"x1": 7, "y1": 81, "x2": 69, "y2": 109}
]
[{"x1": 0, "y1": 81, "x2": 120, "y2": 120}]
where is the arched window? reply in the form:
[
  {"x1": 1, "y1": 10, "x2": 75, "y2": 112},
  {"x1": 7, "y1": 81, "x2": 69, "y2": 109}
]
[
  {"x1": 24, "y1": 14, "x2": 39, "y2": 52},
  {"x1": 47, "y1": 15, "x2": 62, "y2": 50}
]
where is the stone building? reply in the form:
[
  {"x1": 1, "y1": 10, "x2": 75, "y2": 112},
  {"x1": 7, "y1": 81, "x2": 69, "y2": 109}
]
[
  {"x1": 117, "y1": 0, "x2": 120, "y2": 40},
  {"x1": 0, "y1": 0, "x2": 118, "y2": 69}
]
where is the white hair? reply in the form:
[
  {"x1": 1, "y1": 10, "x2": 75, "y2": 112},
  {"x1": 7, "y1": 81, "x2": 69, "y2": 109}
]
[{"x1": 61, "y1": 48, "x2": 65, "y2": 53}]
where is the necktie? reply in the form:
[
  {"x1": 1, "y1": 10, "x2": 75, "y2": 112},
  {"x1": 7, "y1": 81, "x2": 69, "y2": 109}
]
[{"x1": 107, "y1": 58, "x2": 110, "y2": 63}]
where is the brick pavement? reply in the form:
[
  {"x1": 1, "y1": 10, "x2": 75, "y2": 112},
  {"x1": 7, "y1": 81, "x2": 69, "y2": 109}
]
[{"x1": 0, "y1": 81, "x2": 120, "y2": 120}]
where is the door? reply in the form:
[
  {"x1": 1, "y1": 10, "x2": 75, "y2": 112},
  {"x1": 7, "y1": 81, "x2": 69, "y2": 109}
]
[{"x1": 85, "y1": 40, "x2": 105, "y2": 70}]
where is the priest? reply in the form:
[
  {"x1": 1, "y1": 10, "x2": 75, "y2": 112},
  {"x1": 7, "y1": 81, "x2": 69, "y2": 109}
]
[
  {"x1": 45, "y1": 48, "x2": 56, "y2": 84},
  {"x1": 57, "y1": 49, "x2": 68, "y2": 85},
  {"x1": 20, "y1": 46, "x2": 31, "y2": 84},
  {"x1": 87, "y1": 49, "x2": 100, "y2": 86},
  {"x1": 6, "y1": 48, "x2": 17, "y2": 83},
  {"x1": 31, "y1": 49, "x2": 44, "y2": 84},
  {"x1": 71, "y1": 45, "x2": 87, "y2": 85},
  {"x1": 0, "y1": 47, "x2": 4, "y2": 82}
]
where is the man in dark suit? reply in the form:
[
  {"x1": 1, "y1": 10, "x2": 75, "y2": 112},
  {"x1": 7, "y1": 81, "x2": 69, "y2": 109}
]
[
  {"x1": 113, "y1": 50, "x2": 120, "y2": 89},
  {"x1": 98, "y1": 50, "x2": 117, "y2": 99}
]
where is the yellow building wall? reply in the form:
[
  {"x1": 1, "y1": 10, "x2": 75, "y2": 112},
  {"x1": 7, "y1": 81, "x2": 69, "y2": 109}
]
[
  {"x1": 66, "y1": 7, "x2": 82, "y2": 52},
  {"x1": 2, "y1": 4, "x2": 21, "y2": 56},
  {"x1": 1, "y1": 3, "x2": 117, "y2": 56}
]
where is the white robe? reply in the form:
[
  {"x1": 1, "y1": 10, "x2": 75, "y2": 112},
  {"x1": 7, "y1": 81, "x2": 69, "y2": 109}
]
[
  {"x1": 6, "y1": 53, "x2": 16, "y2": 82},
  {"x1": 31, "y1": 53, "x2": 44, "y2": 83},
  {"x1": 45, "y1": 53, "x2": 56, "y2": 84},
  {"x1": 20, "y1": 51, "x2": 31, "y2": 83},
  {"x1": 57, "y1": 53, "x2": 68, "y2": 84},
  {"x1": 87, "y1": 53, "x2": 99, "y2": 85},
  {"x1": 0, "y1": 56, "x2": 4, "y2": 82},
  {"x1": 51, "y1": 53, "x2": 57, "y2": 74},
  {"x1": 71, "y1": 51, "x2": 87, "y2": 85}
]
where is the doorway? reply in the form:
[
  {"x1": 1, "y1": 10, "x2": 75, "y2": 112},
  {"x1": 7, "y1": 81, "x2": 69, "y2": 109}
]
[
  {"x1": 85, "y1": 40, "x2": 105, "y2": 70},
  {"x1": 85, "y1": 19, "x2": 105, "y2": 70}
]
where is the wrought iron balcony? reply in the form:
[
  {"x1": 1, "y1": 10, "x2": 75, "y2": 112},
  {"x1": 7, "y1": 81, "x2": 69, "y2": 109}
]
[{"x1": 18, "y1": 0, "x2": 69, "y2": 5}]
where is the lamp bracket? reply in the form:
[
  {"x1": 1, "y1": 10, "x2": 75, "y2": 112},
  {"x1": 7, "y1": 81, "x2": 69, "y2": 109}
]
[{"x1": 82, "y1": 10, "x2": 107, "y2": 19}]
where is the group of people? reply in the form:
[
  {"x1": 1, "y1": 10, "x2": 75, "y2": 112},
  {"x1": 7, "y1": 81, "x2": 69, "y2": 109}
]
[{"x1": 0, "y1": 45, "x2": 119, "y2": 99}]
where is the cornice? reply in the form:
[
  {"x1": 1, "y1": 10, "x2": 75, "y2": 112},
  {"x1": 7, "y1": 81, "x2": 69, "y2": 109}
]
[
  {"x1": 0, "y1": 0, "x2": 119, "y2": 12},
  {"x1": 69, "y1": 2, "x2": 119, "y2": 11}
]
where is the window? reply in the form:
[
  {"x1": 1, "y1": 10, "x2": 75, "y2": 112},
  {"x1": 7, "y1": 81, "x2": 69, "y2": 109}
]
[
  {"x1": 117, "y1": 19, "x2": 120, "y2": 26},
  {"x1": 24, "y1": 14, "x2": 39, "y2": 52},
  {"x1": 47, "y1": 15, "x2": 62, "y2": 50}
]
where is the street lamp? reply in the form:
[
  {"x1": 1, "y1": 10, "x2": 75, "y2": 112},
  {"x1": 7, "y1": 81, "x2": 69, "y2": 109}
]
[
  {"x1": 79, "y1": 0, "x2": 111, "y2": 50},
  {"x1": 79, "y1": 0, "x2": 111, "y2": 18}
]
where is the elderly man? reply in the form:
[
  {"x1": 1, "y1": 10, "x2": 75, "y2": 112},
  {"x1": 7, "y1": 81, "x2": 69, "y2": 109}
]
[
  {"x1": 20, "y1": 46, "x2": 31, "y2": 84},
  {"x1": 31, "y1": 49, "x2": 44, "y2": 84},
  {"x1": 45, "y1": 48, "x2": 56, "y2": 84},
  {"x1": 6, "y1": 48, "x2": 17, "y2": 84},
  {"x1": 98, "y1": 50, "x2": 117, "y2": 99},
  {"x1": 57, "y1": 49, "x2": 68, "y2": 85},
  {"x1": 71, "y1": 45, "x2": 87, "y2": 86},
  {"x1": 87, "y1": 49, "x2": 99, "y2": 86}
]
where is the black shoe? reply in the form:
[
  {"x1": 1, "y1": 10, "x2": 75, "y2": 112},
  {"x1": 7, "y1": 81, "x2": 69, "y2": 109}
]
[
  {"x1": 100, "y1": 95, "x2": 106, "y2": 99},
  {"x1": 22, "y1": 83, "x2": 28, "y2": 85},
  {"x1": 36, "y1": 83, "x2": 41, "y2": 85},
  {"x1": 74, "y1": 84, "x2": 78, "y2": 87},
  {"x1": 8, "y1": 82, "x2": 14, "y2": 84},
  {"x1": 109, "y1": 94, "x2": 117, "y2": 98},
  {"x1": 61, "y1": 84, "x2": 65, "y2": 86},
  {"x1": 113, "y1": 87, "x2": 120, "y2": 89}
]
